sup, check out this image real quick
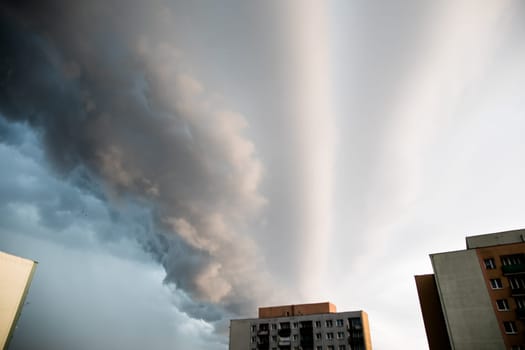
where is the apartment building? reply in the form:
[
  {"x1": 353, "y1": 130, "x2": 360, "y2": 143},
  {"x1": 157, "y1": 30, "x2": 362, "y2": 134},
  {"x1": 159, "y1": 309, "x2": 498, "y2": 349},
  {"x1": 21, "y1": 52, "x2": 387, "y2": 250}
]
[
  {"x1": 229, "y1": 302, "x2": 372, "y2": 350},
  {"x1": 415, "y1": 229, "x2": 525, "y2": 350}
]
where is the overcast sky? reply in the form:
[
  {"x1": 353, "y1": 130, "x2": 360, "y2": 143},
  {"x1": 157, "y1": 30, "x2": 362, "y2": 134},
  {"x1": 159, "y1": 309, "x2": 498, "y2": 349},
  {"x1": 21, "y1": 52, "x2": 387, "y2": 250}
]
[{"x1": 2, "y1": 1, "x2": 525, "y2": 349}]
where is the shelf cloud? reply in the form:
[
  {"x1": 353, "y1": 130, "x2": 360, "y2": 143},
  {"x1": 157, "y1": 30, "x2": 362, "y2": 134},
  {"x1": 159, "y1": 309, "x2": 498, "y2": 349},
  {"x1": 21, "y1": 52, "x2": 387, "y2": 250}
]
[{"x1": 0, "y1": 0, "x2": 277, "y2": 323}]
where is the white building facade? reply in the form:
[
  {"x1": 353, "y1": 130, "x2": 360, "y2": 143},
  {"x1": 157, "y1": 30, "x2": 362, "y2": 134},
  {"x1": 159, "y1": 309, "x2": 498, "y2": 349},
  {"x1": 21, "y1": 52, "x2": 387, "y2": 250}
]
[{"x1": 229, "y1": 303, "x2": 371, "y2": 350}]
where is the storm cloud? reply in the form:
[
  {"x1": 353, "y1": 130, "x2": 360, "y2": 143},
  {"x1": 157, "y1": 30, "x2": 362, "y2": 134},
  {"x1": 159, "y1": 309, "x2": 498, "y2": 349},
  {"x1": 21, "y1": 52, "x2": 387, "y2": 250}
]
[{"x1": 0, "y1": 0, "x2": 278, "y2": 323}]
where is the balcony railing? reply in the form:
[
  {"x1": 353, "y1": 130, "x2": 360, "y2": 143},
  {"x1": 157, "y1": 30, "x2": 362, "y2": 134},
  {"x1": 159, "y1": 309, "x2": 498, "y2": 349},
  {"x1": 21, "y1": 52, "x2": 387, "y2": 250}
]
[
  {"x1": 511, "y1": 287, "x2": 525, "y2": 296},
  {"x1": 278, "y1": 328, "x2": 291, "y2": 337},
  {"x1": 278, "y1": 337, "x2": 291, "y2": 346},
  {"x1": 502, "y1": 264, "x2": 525, "y2": 275},
  {"x1": 257, "y1": 337, "x2": 269, "y2": 344},
  {"x1": 348, "y1": 336, "x2": 364, "y2": 346},
  {"x1": 348, "y1": 325, "x2": 362, "y2": 331}
]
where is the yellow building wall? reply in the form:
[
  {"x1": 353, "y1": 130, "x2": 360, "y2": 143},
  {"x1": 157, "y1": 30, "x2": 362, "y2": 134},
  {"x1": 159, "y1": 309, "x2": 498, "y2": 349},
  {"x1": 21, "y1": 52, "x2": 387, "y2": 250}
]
[
  {"x1": 360, "y1": 310, "x2": 373, "y2": 350},
  {"x1": 0, "y1": 251, "x2": 37, "y2": 350}
]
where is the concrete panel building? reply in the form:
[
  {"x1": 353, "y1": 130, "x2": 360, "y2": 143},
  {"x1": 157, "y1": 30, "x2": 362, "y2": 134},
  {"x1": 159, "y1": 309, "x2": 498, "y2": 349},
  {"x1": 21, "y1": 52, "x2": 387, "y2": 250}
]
[
  {"x1": 0, "y1": 251, "x2": 37, "y2": 350},
  {"x1": 415, "y1": 229, "x2": 525, "y2": 350},
  {"x1": 229, "y1": 302, "x2": 372, "y2": 350}
]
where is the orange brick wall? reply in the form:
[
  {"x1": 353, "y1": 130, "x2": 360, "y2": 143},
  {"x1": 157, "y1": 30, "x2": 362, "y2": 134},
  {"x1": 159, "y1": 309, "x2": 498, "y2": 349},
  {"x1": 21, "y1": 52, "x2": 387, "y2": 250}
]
[
  {"x1": 476, "y1": 242, "x2": 525, "y2": 348},
  {"x1": 258, "y1": 302, "x2": 336, "y2": 318}
]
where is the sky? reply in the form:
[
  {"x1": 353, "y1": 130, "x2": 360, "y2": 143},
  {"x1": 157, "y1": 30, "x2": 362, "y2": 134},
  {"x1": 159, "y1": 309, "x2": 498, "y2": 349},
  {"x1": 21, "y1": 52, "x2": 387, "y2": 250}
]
[{"x1": 1, "y1": 0, "x2": 525, "y2": 349}]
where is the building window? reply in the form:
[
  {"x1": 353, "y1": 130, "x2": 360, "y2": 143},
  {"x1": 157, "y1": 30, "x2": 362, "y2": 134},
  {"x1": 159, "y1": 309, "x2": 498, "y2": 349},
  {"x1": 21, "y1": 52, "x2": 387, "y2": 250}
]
[
  {"x1": 336, "y1": 319, "x2": 344, "y2": 327},
  {"x1": 326, "y1": 320, "x2": 333, "y2": 327},
  {"x1": 348, "y1": 317, "x2": 362, "y2": 329},
  {"x1": 509, "y1": 277, "x2": 525, "y2": 290},
  {"x1": 501, "y1": 254, "x2": 525, "y2": 266},
  {"x1": 511, "y1": 346, "x2": 524, "y2": 350},
  {"x1": 280, "y1": 322, "x2": 290, "y2": 329},
  {"x1": 484, "y1": 258, "x2": 496, "y2": 269},
  {"x1": 293, "y1": 322, "x2": 298, "y2": 329},
  {"x1": 504, "y1": 321, "x2": 518, "y2": 334},
  {"x1": 327, "y1": 346, "x2": 334, "y2": 350},
  {"x1": 516, "y1": 297, "x2": 525, "y2": 309},
  {"x1": 315, "y1": 320, "x2": 322, "y2": 328},
  {"x1": 496, "y1": 299, "x2": 509, "y2": 311},
  {"x1": 337, "y1": 332, "x2": 345, "y2": 339},
  {"x1": 252, "y1": 325, "x2": 257, "y2": 332},
  {"x1": 339, "y1": 346, "x2": 346, "y2": 350},
  {"x1": 316, "y1": 347, "x2": 323, "y2": 350},
  {"x1": 293, "y1": 334, "x2": 298, "y2": 341},
  {"x1": 251, "y1": 336, "x2": 256, "y2": 343},
  {"x1": 490, "y1": 278, "x2": 503, "y2": 289},
  {"x1": 271, "y1": 324, "x2": 277, "y2": 330},
  {"x1": 326, "y1": 332, "x2": 334, "y2": 340},
  {"x1": 272, "y1": 336, "x2": 277, "y2": 342},
  {"x1": 315, "y1": 333, "x2": 322, "y2": 340}
]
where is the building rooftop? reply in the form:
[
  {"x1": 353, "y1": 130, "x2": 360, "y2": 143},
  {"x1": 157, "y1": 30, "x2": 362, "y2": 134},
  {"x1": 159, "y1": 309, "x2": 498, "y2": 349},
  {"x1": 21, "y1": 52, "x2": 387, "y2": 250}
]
[
  {"x1": 466, "y1": 228, "x2": 525, "y2": 249},
  {"x1": 258, "y1": 302, "x2": 337, "y2": 318}
]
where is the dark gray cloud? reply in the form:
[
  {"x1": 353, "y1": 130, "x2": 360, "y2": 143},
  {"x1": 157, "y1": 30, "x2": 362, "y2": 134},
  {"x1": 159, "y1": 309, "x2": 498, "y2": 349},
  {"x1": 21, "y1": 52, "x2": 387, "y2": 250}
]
[{"x1": 0, "y1": 0, "x2": 277, "y2": 327}]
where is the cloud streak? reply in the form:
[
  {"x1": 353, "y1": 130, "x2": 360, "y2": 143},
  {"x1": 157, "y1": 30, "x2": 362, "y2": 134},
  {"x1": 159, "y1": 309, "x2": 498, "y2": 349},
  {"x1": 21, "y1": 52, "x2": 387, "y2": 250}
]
[{"x1": 283, "y1": 0, "x2": 336, "y2": 296}]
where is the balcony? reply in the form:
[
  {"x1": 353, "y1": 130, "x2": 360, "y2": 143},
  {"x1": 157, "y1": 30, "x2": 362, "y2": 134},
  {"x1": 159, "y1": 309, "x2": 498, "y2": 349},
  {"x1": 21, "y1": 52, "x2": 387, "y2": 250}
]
[
  {"x1": 300, "y1": 321, "x2": 313, "y2": 328},
  {"x1": 511, "y1": 287, "x2": 525, "y2": 296},
  {"x1": 348, "y1": 332, "x2": 363, "y2": 342},
  {"x1": 278, "y1": 337, "x2": 291, "y2": 346},
  {"x1": 300, "y1": 335, "x2": 314, "y2": 347},
  {"x1": 278, "y1": 328, "x2": 291, "y2": 337},
  {"x1": 257, "y1": 337, "x2": 269, "y2": 345},
  {"x1": 502, "y1": 264, "x2": 525, "y2": 275}
]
